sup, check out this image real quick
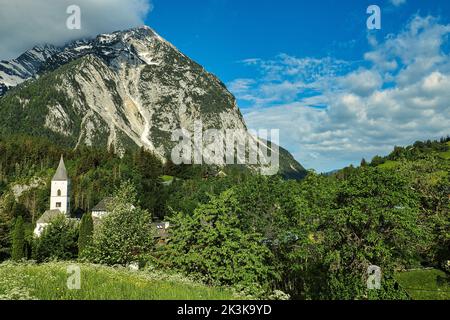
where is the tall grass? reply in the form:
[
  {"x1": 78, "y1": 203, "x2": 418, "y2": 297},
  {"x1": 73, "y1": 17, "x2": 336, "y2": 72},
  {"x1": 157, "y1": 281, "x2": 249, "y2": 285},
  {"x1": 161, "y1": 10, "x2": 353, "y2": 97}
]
[{"x1": 0, "y1": 261, "x2": 240, "y2": 300}]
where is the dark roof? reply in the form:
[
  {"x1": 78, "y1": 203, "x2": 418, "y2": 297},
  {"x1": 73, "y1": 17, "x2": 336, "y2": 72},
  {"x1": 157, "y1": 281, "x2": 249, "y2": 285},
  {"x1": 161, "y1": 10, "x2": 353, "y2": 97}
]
[
  {"x1": 52, "y1": 156, "x2": 69, "y2": 181},
  {"x1": 37, "y1": 209, "x2": 64, "y2": 224},
  {"x1": 92, "y1": 197, "x2": 114, "y2": 212}
]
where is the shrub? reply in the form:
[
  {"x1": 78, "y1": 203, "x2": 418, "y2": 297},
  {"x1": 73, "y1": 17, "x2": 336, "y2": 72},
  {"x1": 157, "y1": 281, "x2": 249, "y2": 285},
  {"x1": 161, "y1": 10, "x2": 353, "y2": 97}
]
[
  {"x1": 78, "y1": 213, "x2": 93, "y2": 257},
  {"x1": 32, "y1": 216, "x2": 79, "y2": 262},
  {"x1": 85, "y1": 181, "x2": 154, "y2": 265},
  {"x1": 160, "y1": 190, "x2": 273, "y2": 296},
  {"x1": 11, "y1": 216, "x2": 26, "y2": 261}
]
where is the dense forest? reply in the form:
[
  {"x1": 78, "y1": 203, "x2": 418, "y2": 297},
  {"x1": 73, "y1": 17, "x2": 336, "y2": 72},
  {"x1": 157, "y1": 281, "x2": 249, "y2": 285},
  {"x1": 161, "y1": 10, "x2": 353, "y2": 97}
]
[{"x1": 0, "y1": 134, "x2": 448, "y2": 299}]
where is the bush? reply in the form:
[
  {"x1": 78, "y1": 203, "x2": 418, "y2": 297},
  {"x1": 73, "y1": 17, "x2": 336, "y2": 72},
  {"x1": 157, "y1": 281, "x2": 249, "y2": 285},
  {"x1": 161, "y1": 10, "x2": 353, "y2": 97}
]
[
  {"x1": 85, "y1": 181, "x2": 154, "y2": 265},
  {"x1": 32, "y1": 216, "x2": 79, "y2": 262},
  {"x1": 160, "y1": 190, "x2": 274, "y2": 296},
  {"x1": 78, "y1": 213, "x2": 93, "y2": 257}
]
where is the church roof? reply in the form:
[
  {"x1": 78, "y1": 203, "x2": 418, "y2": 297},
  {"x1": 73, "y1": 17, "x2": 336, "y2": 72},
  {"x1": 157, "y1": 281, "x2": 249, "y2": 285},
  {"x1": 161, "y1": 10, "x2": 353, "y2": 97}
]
[
  {"x1": 52, "y1": 155, "x2": 69, "y2": 181},
  {"x1": 37, "y1": 209, "x2": 64, "y2": 224},
  {"x1": 92, "y1": 197, "x2": 114, "y2": 212}
]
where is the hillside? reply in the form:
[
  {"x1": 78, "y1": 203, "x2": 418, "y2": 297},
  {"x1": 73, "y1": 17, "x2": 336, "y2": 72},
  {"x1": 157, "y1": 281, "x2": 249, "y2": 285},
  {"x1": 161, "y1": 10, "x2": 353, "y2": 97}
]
[
  {"x1": 0, "y1": 261, "x2": 239, "y2": 300},
  {"x1": 372, "y1": 138, "x2": 450, "y2": 166},
  {"x1": 331, "y1": 137, "x2": 450, "y2": 179}
]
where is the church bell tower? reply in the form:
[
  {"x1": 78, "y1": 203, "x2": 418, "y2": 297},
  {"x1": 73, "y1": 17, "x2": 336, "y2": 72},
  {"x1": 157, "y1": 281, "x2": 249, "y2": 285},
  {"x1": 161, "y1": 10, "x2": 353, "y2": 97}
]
[{"x1": 50, "y1": 155, "x2": 70, "y2": 215}]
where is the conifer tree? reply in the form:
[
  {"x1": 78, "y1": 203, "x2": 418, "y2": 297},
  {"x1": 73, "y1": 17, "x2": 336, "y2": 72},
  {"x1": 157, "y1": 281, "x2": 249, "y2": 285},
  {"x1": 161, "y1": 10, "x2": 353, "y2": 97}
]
[
  {"x1": 78, "y1": 212, "x2": 94, "y2": 256},
  {"x1": 11, "y1": 216, "x2": 25, "y2": 261}
]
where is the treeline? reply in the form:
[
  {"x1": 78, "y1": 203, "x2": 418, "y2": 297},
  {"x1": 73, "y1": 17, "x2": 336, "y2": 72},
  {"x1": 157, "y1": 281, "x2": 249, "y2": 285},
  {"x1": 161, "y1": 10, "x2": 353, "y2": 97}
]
[
  {"x1": 0, "y1": 135, "x2": 164, "y2": 215},
  {"x1": 0, "y1": 135, "x2": 164, "y2": 260},
  {"x1": 371, "y1": 136, "x2": 450, "y2": 166}
]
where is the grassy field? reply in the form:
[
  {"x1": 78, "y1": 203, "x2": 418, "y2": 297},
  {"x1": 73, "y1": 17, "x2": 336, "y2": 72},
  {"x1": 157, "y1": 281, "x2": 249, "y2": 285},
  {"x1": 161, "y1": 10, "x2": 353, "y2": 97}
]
[
  {"x1": 395, "y1": 269, "x2": 450, "y2": 300},
  {"x1": 438, "y1": 141, "x2": 450, "y2": 160},
  {"x1": 378, "y1": 160, "x2": 400, "y2": 170},
  {"x1": 0, "y1": 261, "x2": 239, "y2": 300},
  {"x1": 439, "y1": 150, "x2": 450, "y2": 160}
]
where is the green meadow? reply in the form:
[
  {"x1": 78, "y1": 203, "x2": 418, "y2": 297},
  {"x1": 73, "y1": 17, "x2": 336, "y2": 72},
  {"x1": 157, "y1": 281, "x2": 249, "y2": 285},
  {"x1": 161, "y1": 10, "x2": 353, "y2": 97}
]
[
  {"x1": 0, "y1": 261, "x2": 239, "y2": 300},
  {"x1": 396, "y1": 269, "x2": 450, "y2": 300}
]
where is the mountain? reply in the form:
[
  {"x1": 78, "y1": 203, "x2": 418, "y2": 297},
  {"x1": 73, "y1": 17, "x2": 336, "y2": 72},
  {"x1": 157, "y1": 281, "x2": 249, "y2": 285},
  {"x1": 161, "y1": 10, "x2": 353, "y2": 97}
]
[
  {"x1": 0, "y1": 26, "x2": 305, "y2": 179},
  {"x1": 0, "y1": 45, "x2": 60, "y2": 96}
]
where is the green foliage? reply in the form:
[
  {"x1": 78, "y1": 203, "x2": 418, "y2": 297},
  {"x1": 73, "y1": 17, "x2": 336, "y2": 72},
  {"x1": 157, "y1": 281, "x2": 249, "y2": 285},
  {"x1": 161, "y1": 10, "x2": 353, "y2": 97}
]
[
  {"x1": 160, "y1": 190, "x2": 274, "y2": 296},
  {"x1": 0, "y1": 133, "x2": 448, "y2": 300},
  {"x1": 0, "y1": 196, "x2": 14, "y2": 261},
  {"x1": 85, "y1": 181, "x2": 154, "y2": 265},
  {"x1": 11, "y1": 216, "x2": 26, "y2": 261},
  {"x1": 0, "y1": 134, "x2": 165, "y2": 219},
  {"x1": 32, "y1": 216, "x2": 79, "y2": 263},
  {"x1": 78, "y1": 213, "x2": 93, "y2": 257},
  {"x1": 319, "y1": 168, "x2": 427, "y2": 299},
  {"x1": 164, "y1": 168, "x2": 250, "y2": 215},
  {"x1": 216, "y1": 170, "x2": 428, "y2": 299},
  {"x1": 372, "y1": 137, "x2": 450, "y2": 165}
]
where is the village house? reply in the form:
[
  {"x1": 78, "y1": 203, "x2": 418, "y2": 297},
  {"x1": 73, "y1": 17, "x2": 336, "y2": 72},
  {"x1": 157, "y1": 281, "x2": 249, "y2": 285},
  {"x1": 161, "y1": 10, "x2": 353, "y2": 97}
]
[{"x1": 91, "y1": 197, "x2": 114, "y2": 219}]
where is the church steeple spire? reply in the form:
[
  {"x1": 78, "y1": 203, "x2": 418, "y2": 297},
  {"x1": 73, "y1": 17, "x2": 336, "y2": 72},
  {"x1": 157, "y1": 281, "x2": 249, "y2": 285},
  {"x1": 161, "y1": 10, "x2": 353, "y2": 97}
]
[{"x1": 52, "y1": 155, "x2": 68, "y2": 181}]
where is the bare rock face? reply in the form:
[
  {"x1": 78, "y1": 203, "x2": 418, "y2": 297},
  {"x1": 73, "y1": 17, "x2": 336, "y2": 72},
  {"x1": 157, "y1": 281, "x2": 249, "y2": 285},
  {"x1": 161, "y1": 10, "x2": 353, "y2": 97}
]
[{"x1": 0, "y1": 26, "x2": 306, "y2": 178}]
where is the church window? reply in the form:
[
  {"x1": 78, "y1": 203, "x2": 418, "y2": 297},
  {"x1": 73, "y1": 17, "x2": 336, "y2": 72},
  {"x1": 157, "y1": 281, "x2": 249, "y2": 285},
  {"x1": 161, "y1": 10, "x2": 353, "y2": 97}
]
[
  {"x1": 57, "y1": 189, "x2": 62, "y2": 196},
  {"x1": 56, "y1": 202, "x2": 62, "y2": 208}
]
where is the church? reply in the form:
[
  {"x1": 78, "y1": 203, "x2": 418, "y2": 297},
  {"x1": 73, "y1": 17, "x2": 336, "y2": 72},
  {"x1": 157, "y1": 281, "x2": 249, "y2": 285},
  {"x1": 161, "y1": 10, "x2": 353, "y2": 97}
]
[
  {"x1": 34, "y1": 156, "x2": 71, "y2": 237},
  {"x1": 33, "y1": 156, "x2": 170, "y2": 240}
]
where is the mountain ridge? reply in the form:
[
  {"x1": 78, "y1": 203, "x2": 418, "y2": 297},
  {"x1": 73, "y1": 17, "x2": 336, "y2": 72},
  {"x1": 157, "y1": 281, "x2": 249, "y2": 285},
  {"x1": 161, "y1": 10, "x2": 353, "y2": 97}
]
[{"x1": 0, "y1": 26, "x2": 305, "y2": 179}]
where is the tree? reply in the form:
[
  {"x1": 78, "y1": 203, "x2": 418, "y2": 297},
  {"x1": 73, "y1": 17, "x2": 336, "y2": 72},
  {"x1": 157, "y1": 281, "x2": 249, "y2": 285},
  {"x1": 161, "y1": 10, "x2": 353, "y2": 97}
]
[
  {"x1": 11, "y1": 216, "x2": 26, "y2": 261},
  {"x1": 86, "y1": 181, "x2": 154, "y2": 265},
  {"x1": 371, "y1": 155, "x2": 384, "y2": 166},
  {"x1": 320, "y1": 167, "x2": 427, "y2": 299},
  {"x1": 78, "y1": 212, "x2": 94, "y2": 257},
  {"x1": 161, "y1": 189, "x2": 274, "y2": 296},
  {"x1": 360, "y1": 158, "x2": 368, "y2": 167},
  {"x1": 33, "y1": 216, "x2": 79, "y2": 262}
]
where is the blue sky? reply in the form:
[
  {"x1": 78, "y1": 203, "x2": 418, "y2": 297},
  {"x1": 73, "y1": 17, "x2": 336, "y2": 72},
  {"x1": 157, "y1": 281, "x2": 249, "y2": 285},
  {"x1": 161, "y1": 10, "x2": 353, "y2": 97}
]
[
  {"x1": 145, "y1": 0, "x2": 447, "y2": 83},
  {"x1": 144, "y1": 0, "x2": 450, "y2": 172}
]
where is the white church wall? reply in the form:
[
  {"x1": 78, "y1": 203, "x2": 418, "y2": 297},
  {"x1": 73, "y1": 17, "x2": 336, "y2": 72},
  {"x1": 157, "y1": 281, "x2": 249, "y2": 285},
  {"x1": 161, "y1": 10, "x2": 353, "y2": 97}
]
[
  {"x1": 92, "y1": 210, "x2": 108, "y2": 219},
  {"x1": 33, "y1": 223, "x2": 49, "y2": 237},
  {"x1": 50, "y1": 180, "x2": 70, "y2": 214}
]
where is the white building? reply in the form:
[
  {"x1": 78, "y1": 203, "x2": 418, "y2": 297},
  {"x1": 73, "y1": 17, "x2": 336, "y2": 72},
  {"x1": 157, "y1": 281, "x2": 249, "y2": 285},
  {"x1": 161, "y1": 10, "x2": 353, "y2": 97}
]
[
  {"x1": 34, "y1": 156, "x2": 70, "y2": 237},
  {"x1": 33, "y1": 210, "x2": 65, "y2": 237},
  {"x1": 50, "y1": 156, "x2": 70, "y2": 215},
  {"x1": 91, "y1": 197, "x2": 114, "y2": 219}
]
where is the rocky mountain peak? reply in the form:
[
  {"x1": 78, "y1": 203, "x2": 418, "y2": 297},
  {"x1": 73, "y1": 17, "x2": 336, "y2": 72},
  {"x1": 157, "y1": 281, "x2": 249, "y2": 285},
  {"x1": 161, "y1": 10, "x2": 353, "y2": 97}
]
[{"x1": 0, "y1": 26, "x2": 171, "y2": 97}]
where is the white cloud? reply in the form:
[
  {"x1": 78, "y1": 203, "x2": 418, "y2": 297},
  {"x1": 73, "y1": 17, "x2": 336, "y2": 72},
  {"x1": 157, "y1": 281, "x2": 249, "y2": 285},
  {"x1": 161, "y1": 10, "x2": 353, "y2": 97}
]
[
  {"x1": 339, "y1": 69, "x2": 383, "y2": 96},
  {"x1": 0, "y1": 0, "x2": 152, "y2": 60},
  {"x1": 233, "y1": 15, "x2": 450, "y2": 172}
]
